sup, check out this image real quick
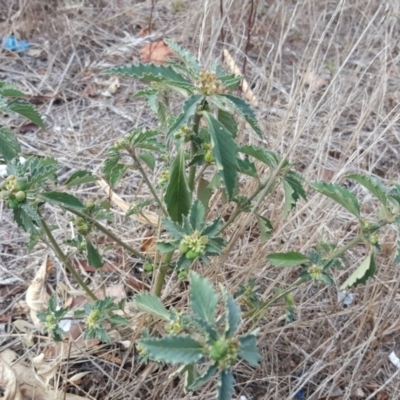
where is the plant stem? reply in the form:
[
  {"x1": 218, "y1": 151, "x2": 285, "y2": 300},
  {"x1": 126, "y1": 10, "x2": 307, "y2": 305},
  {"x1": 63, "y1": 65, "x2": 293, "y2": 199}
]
[
  {"x1": 40, "y1": 217, "x2": 98, "y2": 301},
  {"x1": 188, "y1": 112, "x2": 202, "y2": 191},
  {"x1": 66, "y1": 208, "x2": 146, "y2": 260},
  {"x1": 153, "y1": 251, "x2": 173, "y2": 297},
  {"x1": 244, "y1": 278, "x2": 304, "y2": 321},
  {"x1": 128, "y1": 150, "x2": 167, "y2": 216}
]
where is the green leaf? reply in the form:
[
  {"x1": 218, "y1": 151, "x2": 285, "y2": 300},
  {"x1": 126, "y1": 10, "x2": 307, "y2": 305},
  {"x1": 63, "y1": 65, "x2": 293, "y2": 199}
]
[
  {"x1": 137, "y1": 335, "x2": 204, "y2": 364},
  {"x1": 239, "y1": 145, "x2": 279, "y2": 168},
  {"x1": 139, "y1": 151, "x2": 156, "y2": 170},
  {"x1": 103, "y1": 63, "x2": 189, "y2": 85},
  {"x1": 256, "y1": 214, "x2": 273, "y2": 241},
  {"x1": 189, "y1": 271, "x2": 219, "y2": 324},
  {"x1": 14, "y1": 203, "x2": 40, "y2": 235},
  {"x1": 239, "y1": 333, "x2": 261, "y2": 367},
  {"x1": 237, "y1": 157, "x2": 257, "y2": 178},
  {"x1": 189, "y1": 199, "x2": 205, "y2": 230},
  {"x1": 347, "y1": 173, "x2": 388, "y2": 206},
  {"x1": 64, "y1": 170, "x2": 97, "y2": 187},
  {"x1": 218, "y1": 74, "x2": 241, "y2": 90},
  {"x1": 189, "y1": 364, "x2": 218, "y2": 391},
  {"x1": 103, "y1": 152, "x2": 127, "y2": 187},
  {"x1": 197, "y1": 177, "x2": 212, "y2": 212},
  {"x1": 39, "y1": 192, "x2": 85, "y2": 209},
  {"x1": 163, "y1": 39, "x2": 201, "y2": 73},
  {"x1": 164, "y1": 147, "x2": 192, "y2": 224},
  {"x1": 267, "y1": 251, "x2": 310, "y2": 267},
  {"x1": 312, "y1": 182, "x2": 361, "y2": 219},
  {"x1": 340, "y1": 252, "x2": 376, "y2": 289},
  {"x1": 166, "y1": 94, "x2": 203, "y2": 137},
  {"x1": 86, "y1": 238, "x2": 103, "y2": 269},
  {"x1": 217, "y1": 109, "x2": 238, "y2": 138},
  {"x1": 0, "y1": 126, "x2": 20, "y2": 161},
  {"x1": 162, "y1": 217, "x2": 186, "y2": 238},
  {"x1": 7, "y1": 100, "x2": 45, "y2": 128},
  {"x1": 133, "y1": 293, "x2": 171, "y2": 321},
  {"x1": 224, "y1": 291, "x2": 241, "y2": 337},
  {"x1": 220, "y1": 94, "x2": 262, "y2": 136},
  {"x1": 156, "y1": 241, "x2": 176, "y2": 253},
  {"x1": 217, "y1": 370, "x2": 235, "y2": 400},
  {"x1": 0, "y1": 82, "x2": 25, "y2": 97},
  {"x1": 283, "y1": 172, "x2": 306, "y2": 217},
  {"x1": 203, "y1": 112, "x2": 238, "y2": 200},
  {"x1": 108, "y1": 314, "x2": 129, "y2": 325}
]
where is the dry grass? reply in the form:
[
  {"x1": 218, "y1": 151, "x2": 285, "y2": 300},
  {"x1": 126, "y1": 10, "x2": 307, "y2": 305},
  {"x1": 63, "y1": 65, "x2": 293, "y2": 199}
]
[{"x1": 1, "y1": 0, "x2": 400, "y2": 399}]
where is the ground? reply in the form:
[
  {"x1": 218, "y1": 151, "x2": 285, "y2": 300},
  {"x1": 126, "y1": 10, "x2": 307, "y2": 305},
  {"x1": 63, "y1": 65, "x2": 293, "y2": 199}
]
[{"x1": 1, "y1": 0, "x2": 400, "y2": 399}]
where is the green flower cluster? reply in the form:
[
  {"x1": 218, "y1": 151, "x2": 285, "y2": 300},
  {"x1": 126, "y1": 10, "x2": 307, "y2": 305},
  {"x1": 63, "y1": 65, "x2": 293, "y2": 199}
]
[
  {"x1": 0, "y1": 175, "x2": 28, "y2": 209},
  {"x1": 178, "y1": 230, "x2": 209, "y2": 260}
]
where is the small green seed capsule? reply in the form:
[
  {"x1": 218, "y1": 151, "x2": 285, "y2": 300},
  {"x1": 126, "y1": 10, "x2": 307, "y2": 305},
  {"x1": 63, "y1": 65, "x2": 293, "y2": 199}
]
[
  {"x1": 14, "y1": 191, "x2": 26, "y2": 202},
  {"x1": 0, "y1": 190, "x2": 11, "y2": 200},
  {"x1": 7, "y1": 199, "x2": 19, "y2": 209},
  {"x1": 5, "y1": 175, "x2": 15, "y2": 182},
  {"x1": 199, "y1": 235, "x2": 209, "y2": 245},
  {"x1": 0, "y1": 180, "x2": 7, "y2": 190},
  {"x1": 75, "y1": 217, "x2": 85, "y2": 226},
  {"x1": 86, "y1": 200, "x2": 95, "y2": 210},
  {"x1": 143, "y1": 262, "x2": 153, "y2": 272},
  {"x1": 177, "y1": 270, "x2": 188, "y2": 280},
  {"x1": 15, "y1": 177, "x2": 28, "y2": 191},
  {"x1": 204, "y1": 151, "x2": 214, "y2": 163},
  {"x1": 185, "y1": 250, "x2": 199, "y2": 260},
  {"x1": 178, "y1": 240, "x2": 189, "y2": 254}
]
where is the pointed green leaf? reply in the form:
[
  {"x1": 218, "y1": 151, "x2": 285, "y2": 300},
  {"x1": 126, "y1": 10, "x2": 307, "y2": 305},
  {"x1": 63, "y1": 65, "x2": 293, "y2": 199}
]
[
  {"x1": 86, "y1": 238, "x2": 103, "y2": 268},
  {"x1": 7, "y1": 100, "x2": 45, "y2": 128},
  {"x1": 64, "y1": 170, "x2": 97, "y2": 187},
  {"x1": 237, "y1": 157, "x2": 257, "y2": 178},
  {"x1": 197, "y1": 177, "x2": 212, "y2": 212},
  {"x1": 0, "y1": 126, "x2": 20, "y2": 161},
  {"x1": 340, "y1": 252, "x2": 376, "y2": 289},
  {"x1": 256, "y1": 215, "x2": 273, "y2": 241},
  {"x1": 239, "y1": 145, "x2": 279, "y2": 168},
  {"x1": 164, "y1": 147, "x2": 192, "y2": 224},
  {"x1": 217, "y1": 370, "x2": 235, "y2": 400},
  {"x1": 239, "y1": 333, "x2": 261, "y2": 367},
  {"x1": 312, "y1": 182, "x2": 361, "y2": 219},
  {"x1": 218, "y1": 109, "x2": 238, "y2": 138},
  {"x1": 0, "y1": 82, "x2": 25, "y2": 97},
  {"x1": 189, "y1": 271, "x2": 219, "y2": 324},
  {"x1": 224, "y1": 290, "x2": 241, "y2": 337},
  {"x1": 162, "y1": 217, "x2": 186, "y2": 238},
  {"x1": 167, "y1": 94, "x2": 203, "y2": 137},
  {"x1": 189, "y1": 200, "x2": 205, "y2": 230},
  {"x1": 347, "y1": 173, "x2": 388, "y2": 206},
  {"x1": 189, "y1": 364, "x2": 218, "y2": 391},
  {"x1": 267, "y1": 251, "x2": 310, "y2": 267},
  {"x1": 103, "y1": 152, "x2": 127, "y2": 187},
  {"x1": 133, "y1": 293, "x2": 171, "y2": 321},
  {"x1": 395, "y1": 217, "x2": 400, "y2": 263},
  {"x1": 137, "y1": 335, "x2": 204, "y2": 364},
  {"x1": 39, "y1": 192, "x2": 85, "y2": 209},
  {"x1": 220, "y1": 94, "x2": 261, "y2": 136},
  {"x1": 283, "y1": 172, "x2": 306, "y2": 217},
  {"x1": 139, "y1": 151, "x2": 156, "y2": 170},
  {"x1": 203, "y1": 112, "x2": 238, "y2": 199},
  {"x1": 108, "y1": 314, "x2": 129, "y2": 325},
  {"x1": 218, "y1": 74, "x2": 241, "y2": 90},
  {"x1": 103, "y1": 63, "x2": 189, "y2": 85},
  {"x1": 14, "y1": 203, "x2": 39, "y2": 235},
  {"x1": 163, "y1": 39, "x2": 201, "y2": 73}
]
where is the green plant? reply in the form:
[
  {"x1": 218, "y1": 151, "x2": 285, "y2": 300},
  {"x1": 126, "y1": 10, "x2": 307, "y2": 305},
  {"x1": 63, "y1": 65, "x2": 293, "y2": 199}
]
[
  {"x1": 134, "y1": 272, "x2": 261, "y2": 398},
  {"x1": 2, "y1": 41, "x2": 400, "y2": 399}
]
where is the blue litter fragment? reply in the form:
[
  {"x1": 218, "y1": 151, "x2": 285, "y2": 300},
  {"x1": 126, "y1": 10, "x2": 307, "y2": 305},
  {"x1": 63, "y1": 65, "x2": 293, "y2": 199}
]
[
  {"x1": 295, "y1": 390, "x2": 305, "y2": 399},
  {"x1": 3, "y1": 36, "x2": 30, "y2": 52}
]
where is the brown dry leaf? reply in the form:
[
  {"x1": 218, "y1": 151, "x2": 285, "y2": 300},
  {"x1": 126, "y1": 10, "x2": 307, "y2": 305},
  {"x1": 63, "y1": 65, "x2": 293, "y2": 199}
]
[
  {"x1": 25, "y1": 256, "x2": 53, "y2": 328},
  {"x1": 0, "y1": 350, "x2": 23, "y2": 400},
  {"x1": 140, "y1": 41, "x2": 174, "y2": 64},
  {"x1": 141, "y1": 231, "x2": 156, "y2": 255},
  {"x1": 97, "y1": 179, "x2": 159, "y2": 226},
  {"x1": 32, "y1": 352, "x2": 60, "y2": 387},
  {"x1": 99, "y1": 352, "x2": 122, "y2": 365},
  {"x1": 0, "y1": 349, "x2": 87, "y2": 400}
]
